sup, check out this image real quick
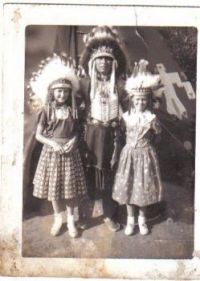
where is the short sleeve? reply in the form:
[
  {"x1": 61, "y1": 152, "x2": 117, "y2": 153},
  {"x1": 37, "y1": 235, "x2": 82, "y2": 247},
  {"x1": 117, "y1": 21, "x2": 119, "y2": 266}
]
[
  {"x1": 37, "y1": 108, "x2": 47, "y2": 127},
  {"x1": 151, "y1": 117, "x2": 162, "y2": 134}
]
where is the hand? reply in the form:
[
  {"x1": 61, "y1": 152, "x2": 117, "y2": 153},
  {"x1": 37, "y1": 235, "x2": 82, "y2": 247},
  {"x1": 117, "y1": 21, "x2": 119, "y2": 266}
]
[
  {"x1": 50, "y1": 141, "x2": 65, "y2": 154},
  {"x1": 63, "y1": 138, "x2": 77, "y2": 153}
]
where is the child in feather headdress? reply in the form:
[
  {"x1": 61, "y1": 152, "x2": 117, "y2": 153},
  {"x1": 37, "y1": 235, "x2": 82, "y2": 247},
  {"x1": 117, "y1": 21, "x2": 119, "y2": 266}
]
[
  {"x1": 112, "y1": 59, "x2": 163, "y2": 236},
  {"x1": 28, "y1": 53, "x2": 87, "y2": 238}
]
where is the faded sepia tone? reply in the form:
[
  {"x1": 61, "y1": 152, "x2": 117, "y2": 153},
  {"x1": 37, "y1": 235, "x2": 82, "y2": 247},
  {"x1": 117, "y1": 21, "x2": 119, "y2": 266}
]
[
  {"x1": 23, "y1": 25, "x2": 195, "y2": 259},
  {"x1": 1, "y1": 2, "x2": 200, "y2": 279}
]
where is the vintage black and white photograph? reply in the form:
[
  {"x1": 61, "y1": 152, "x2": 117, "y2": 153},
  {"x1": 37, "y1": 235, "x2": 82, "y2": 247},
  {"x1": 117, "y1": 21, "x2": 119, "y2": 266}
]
[
  {"x1": 22, "y1": 24, "x2": 196, "y2": 259},
  {"x1": 1, "y1": 2, "x2": 200, "y2": 278}
]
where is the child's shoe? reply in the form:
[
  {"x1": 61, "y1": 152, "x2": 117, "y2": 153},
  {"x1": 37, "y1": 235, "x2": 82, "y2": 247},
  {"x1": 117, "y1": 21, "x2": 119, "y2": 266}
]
[
  {"x1": 138, "y1": 215, "x2": 149, "y2": 235},
  {"x1": 50, "y1": 213, "x2": 63, "y2": 236},
  {"x1": 67, "y1": 214, "x2": 78, "y2": 238},
  {"x1": 124, "y1": 216, "x2": 135, "y2": 236}
]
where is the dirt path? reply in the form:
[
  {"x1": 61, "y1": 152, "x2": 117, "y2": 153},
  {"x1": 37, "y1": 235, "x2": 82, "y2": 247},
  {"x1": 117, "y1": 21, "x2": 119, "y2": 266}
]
[{"x1": 22, "y1": 181, "x2": 194, "y2": 258}]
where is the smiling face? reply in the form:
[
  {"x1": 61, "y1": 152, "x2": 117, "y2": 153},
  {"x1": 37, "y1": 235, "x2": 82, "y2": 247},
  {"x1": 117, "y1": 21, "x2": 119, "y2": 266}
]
[
  {"x1": 53, "y1": 87, "x2": 71, "y2": 105},
  {"x1": 95, "y1": 56, "x2": 113, "y2": 76},
  {"x1": 132, "y1": 94, "x2": 149, "y2": 112}
]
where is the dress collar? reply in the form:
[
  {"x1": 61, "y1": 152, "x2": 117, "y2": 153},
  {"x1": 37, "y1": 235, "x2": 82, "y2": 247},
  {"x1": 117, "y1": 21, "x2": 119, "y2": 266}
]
[
  {"x1": 124, "y1": 109, "x2": 155, "y2": 125},
  {"x1": 52, "y1": 101, "x2": 67, "y2": 109}
]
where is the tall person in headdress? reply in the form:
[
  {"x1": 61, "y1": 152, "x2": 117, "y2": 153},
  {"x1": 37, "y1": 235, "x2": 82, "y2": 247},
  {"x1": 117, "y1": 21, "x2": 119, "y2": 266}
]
[{"x1": 80, "y1": 26, "x2": 128, "y2": 231}]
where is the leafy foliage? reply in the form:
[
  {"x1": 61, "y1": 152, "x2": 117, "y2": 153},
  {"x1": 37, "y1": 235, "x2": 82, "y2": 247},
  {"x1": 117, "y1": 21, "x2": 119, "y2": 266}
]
[{"x1": 158, "y1": 27, "x2": 197, "y2": 88}]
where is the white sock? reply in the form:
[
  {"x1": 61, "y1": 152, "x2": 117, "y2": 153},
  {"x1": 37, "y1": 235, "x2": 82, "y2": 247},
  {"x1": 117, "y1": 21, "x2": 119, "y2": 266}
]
[
  {"x1": 67, "y1": 214, "x2": 75, "y2": 226},
  {"x1": 127, "y1": 216, "x2": 135, "y2": 225},
  {"x1": 138, "y1": 215, "x2": 146, "y2": 224},
  {"x1": 53, "y1": 212, "x2": 63, "y2": 224},
  {"x1": 67, "y1": 214, "x2": 78, "y2": 238},
  {"x1": 50, "y1": 212, "x2": 62, "y2": 236}
]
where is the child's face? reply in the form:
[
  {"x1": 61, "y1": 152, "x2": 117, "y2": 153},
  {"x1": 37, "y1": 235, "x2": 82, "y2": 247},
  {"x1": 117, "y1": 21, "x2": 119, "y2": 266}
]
[
  {"x1": 53, "y1": 87, "x2": 71, "y2": 105},
  {"x1": 132, "y1": 95, "x2": 148, "y2": 112}
]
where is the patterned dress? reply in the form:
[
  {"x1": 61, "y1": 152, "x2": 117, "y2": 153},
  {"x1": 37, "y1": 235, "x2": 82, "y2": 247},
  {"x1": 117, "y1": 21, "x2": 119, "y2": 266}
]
[
  {"x1": 33, "y1": 105, "x2": 87, "y2": 202},
  {"x1": 112, "y1": 109, "x2": 163, "y2": 207}
]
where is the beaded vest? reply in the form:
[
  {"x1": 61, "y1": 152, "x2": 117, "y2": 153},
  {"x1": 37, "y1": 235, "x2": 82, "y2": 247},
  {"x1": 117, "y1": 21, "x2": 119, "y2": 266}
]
[{"x1": 90, "y1": 80, "x2": 119, "y2": 122}]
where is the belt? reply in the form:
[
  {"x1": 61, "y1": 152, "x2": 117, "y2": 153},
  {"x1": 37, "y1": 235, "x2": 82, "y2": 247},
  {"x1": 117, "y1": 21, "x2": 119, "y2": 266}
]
[{"x1": 88, "y1": 118, "x2": 119, "y2": 128}]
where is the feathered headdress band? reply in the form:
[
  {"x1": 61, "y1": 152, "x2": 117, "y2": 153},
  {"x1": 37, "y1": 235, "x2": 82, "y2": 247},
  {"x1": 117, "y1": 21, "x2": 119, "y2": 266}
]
[
  {"x1": 49, "y1": 78, "x2": 72, "y2": 90},
  {"x1": 126, "y1": 59, "x2": 161, "y2": 97},
  {"x1": 27, "y1": 53, "x2": 79, "y2": 118},
  {"x1": 80, "y1": 26, "x2": 127, "y2": 77},
  {"x1": 90, "y1": 46, "x2": 115, "y2": 61}
]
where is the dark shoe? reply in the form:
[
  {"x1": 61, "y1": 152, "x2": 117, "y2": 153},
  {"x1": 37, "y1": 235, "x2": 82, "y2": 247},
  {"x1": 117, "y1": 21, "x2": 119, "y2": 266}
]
[
  {"x1": 104, "y1": 217, "x2": 120, "y2": 232},
  {"x1": 76, "y1": 220, "x2": 87, "y2": 230}
]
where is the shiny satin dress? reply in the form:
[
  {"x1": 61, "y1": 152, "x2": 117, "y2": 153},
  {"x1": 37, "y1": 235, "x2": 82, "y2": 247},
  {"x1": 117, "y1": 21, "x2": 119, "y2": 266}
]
[{"x1": 112, "y1": 109, "x2": 163, "y2": 207}]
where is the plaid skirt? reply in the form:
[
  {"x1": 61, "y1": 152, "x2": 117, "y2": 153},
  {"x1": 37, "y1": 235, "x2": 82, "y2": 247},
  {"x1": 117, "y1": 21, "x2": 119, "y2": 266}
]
[{"x1": 33, "y1": 145, "x2": 87, "y2": 201}]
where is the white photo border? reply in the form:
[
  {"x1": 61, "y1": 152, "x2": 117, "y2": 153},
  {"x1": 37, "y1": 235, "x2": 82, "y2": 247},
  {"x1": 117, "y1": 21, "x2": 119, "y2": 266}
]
[{"x1": 1, "y1": 1, "x2": 200, "y2": 279}]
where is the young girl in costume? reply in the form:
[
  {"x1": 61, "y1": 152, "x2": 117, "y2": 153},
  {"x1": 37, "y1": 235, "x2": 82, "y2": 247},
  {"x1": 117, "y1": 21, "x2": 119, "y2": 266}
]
[
  {"x1": 112, "y1": 59, "x2": 163, "y2": 236},
  {"x1": 28, "y1": 53, "x2": 87, "y2": 238}
]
